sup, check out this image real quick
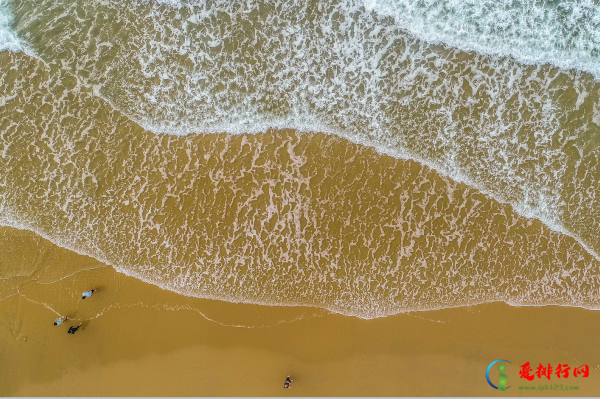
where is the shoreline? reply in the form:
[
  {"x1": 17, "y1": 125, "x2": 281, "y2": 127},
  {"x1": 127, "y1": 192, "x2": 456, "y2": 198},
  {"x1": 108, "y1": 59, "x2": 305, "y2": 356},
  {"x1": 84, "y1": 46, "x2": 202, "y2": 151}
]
[
  {"x1": 0, "y1": 226, "x2": 599, "y2": 396},
  {"x1": 3, "y1": 219, "x2": 600, "y2": 318}
]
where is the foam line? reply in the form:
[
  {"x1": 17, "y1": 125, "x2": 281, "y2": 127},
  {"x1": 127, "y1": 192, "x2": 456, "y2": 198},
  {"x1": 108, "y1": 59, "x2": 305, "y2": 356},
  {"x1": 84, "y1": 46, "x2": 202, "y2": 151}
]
[
  {"x1": 1, "y1": 220, "x2": 599, "y2": 319},
  {"x1": 0, "y1": 0, "x2": 22, "y2": 52},
  {"x1": 365, "y1": 0, "x2": 600, "y2": 79}
]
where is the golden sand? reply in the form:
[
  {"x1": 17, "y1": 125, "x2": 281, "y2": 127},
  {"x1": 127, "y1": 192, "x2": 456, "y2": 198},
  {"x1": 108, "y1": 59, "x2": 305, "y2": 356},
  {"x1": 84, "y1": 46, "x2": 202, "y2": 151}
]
[
  {"x1": 2, "y1": 3, "x2": 600, "y2": 396},
  {"x1": 0, "y1": 225, "x2": 598, "y2": 396}
]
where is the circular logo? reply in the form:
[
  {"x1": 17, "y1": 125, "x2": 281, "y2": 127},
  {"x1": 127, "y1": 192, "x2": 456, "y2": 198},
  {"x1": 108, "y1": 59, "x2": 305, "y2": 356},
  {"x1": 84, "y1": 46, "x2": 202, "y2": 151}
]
[{"x1": 486, "y1": 359, "x2": 511, "y2": 390}]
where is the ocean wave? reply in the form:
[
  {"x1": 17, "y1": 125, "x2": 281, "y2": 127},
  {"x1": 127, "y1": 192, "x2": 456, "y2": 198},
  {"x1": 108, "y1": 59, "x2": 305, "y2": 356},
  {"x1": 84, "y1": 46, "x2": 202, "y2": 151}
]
[
  {"x1": 0, "y1": 0, "x2": 23, "y2": 52},
  {"x1": 6, "y1": 0, "x2": 599, "y2": 77},
  {"x1": 6, "y1": 0, "x2": 599, "y2": 261},
  {"x1": 1, "y1": 50, "x2": 600, "y2": 318},
  {"x1": 366, "y1": 0, "x2": 600, "y2": 79}
]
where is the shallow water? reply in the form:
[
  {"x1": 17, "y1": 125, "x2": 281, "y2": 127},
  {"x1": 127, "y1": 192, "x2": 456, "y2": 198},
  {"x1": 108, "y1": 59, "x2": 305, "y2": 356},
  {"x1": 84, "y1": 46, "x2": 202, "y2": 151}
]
[{"x1": 0, "y1": 0, "x2": 599, "y2": 317}]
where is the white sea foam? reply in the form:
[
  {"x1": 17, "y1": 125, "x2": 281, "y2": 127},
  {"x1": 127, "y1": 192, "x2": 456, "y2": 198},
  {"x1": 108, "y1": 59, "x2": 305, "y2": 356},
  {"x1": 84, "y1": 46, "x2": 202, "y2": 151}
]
[
  {"x1": 6, "y1": 0, "x2": 599, "y2": 262},
  {"x1": 2, "y1": 0, "x2": 600, "y2": 317},
  {"x1": 146, "y1": 0, "x2": 600, "y2": 79},
  {"x1": 0, "y1": 0, "x2": 22, "y2": 52},
  {"x1": 365, "y1": 0, "x2": 600, "y2": 79}
]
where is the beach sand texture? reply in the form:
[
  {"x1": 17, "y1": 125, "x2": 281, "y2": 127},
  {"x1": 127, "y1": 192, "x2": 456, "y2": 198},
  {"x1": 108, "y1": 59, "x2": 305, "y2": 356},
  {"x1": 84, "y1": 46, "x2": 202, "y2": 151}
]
[
  {"x1": 0, "y1": 225, "x2": 599, "y2": 397},
  {"x1": 1, "y1": 0, "x2": 600, "y2": 395}
]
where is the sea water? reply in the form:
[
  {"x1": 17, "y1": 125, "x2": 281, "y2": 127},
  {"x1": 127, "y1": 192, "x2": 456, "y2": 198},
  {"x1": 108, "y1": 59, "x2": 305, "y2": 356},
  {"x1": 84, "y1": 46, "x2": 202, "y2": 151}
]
[{"x1": 0, "y1": 0, "x2": 598, "y2": 317}]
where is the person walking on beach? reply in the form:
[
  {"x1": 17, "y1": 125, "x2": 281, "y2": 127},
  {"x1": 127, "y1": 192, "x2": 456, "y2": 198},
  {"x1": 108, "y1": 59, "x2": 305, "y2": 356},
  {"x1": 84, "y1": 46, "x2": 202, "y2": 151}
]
[
  {"x1": 67, "y1": 324, "x2": 82, "y2": 334},
  {"x1": 54, "y1": 316, "x2": 68, "y2": 326},
  {"x1": 283, "y1": 375, "x2": 293, "y2": 389},
  {"x1": 81, "y1": 289, "x2": 96, "y2": 299}
]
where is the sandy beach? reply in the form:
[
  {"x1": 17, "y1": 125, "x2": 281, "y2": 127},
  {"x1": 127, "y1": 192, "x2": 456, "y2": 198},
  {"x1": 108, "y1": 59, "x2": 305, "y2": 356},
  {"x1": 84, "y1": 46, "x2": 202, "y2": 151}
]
[
  {"x1": 2, "y1": 0, "x2": 600, "y2": 396},
  {"x1": 0, "y1": 225, "x2": 598, "y2": 396}
]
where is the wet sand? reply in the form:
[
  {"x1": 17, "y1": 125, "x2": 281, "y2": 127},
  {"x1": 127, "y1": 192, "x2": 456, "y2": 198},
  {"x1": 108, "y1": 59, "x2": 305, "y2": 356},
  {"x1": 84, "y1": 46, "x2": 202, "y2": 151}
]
[
  {"x1": 0, "y1": 225, "x2": 599, "y2": 396},
  {"x1": 2, "y1": 1, "x2": 600, "y2": 396}
]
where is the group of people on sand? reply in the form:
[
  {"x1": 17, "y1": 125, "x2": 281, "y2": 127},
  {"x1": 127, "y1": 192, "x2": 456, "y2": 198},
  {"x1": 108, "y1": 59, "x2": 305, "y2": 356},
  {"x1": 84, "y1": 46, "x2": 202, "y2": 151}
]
[
  {"x1": 53, "y1": 289, "x2": 96, "y2": 335},
  {"x1": 55, "y1": 288, "x2": 296, "y2": 390}
]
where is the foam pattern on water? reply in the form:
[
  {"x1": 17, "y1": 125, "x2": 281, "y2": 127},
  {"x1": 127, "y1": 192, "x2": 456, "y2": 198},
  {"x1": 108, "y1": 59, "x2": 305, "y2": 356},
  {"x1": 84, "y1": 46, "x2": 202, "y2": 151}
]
[
  {"x1": 7, "y1": 0, "x2": 600, "y2": 260},
  {"x1": 0, "y1": 51, "x2": 599, "y2": 317},
  {"x1": 0, "y1": 0, "x2": 22, "y2": 52},
  {"x1": 366, "y1": 0, "x2": 600, "y2": 79}
]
